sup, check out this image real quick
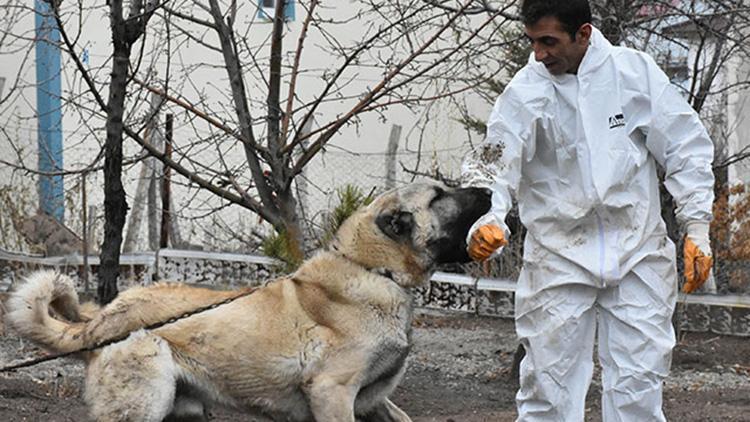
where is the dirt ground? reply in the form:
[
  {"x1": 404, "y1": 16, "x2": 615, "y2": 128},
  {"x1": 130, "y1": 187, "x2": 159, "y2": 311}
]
[{"x1": 2, "y1": 309, "x2": 750, "y2": 421}]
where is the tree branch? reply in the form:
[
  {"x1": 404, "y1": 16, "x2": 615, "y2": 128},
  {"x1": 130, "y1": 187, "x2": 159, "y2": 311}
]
[
  {"x1": 291, "y1": 0, "x2": 504, "y2": 180},
  {"x1": 280, "y1": 0, "x2": 319, "y2": 149},
  {"x1": 207, "y1": 0, "x2": 280, "y2": 218}
]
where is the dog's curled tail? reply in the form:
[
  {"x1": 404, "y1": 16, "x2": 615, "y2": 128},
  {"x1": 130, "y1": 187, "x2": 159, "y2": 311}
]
[{"x1": 6, "y1": 270, "x2": 89, "y2": 353}]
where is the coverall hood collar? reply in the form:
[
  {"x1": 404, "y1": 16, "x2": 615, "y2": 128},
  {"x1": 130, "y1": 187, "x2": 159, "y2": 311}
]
[{"x1": 527, "y1": 26, "x2": 612, "y2": 81}]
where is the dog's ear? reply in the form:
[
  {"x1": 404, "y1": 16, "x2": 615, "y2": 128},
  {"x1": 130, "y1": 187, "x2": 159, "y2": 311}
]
[{"x1": 376, "y1": 210, "x2": 415, "y2": 242}]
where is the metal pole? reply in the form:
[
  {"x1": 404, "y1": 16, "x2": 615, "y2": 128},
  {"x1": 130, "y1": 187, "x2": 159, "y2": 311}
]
[{"x1": 34, "y1": 0, "x2": 64, "y2": 222}]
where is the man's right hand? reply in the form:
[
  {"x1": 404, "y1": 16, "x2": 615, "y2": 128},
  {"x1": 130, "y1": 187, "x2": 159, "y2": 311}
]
[{"x1": 468, "y1": 224, "x2": 507, "y2": 261}]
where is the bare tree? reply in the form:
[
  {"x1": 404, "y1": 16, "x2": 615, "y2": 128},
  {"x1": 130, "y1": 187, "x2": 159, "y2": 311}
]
[
  {"x1": 97, "y1": 0, "x2": 159, "y2": 303},
  {"x1": 1, "y1": 1, "x2": 521, "y2": 297},
  {"x1": 140, "y1": 0, "x2": 519, "y2": 263}
]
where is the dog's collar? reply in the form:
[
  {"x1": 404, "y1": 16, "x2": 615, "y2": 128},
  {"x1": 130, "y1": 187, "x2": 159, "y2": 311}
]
[{"x1": 330, "y1": 244, "x2": 398, "y2": 283}]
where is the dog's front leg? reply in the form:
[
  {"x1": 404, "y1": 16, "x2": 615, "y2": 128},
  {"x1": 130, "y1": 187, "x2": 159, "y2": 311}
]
[
  {"x1": 308, "y1": 376, "x2": 358, "y2": 422},
  {"x1": 359, "y1": 399, "x2": 412, "y2": 422}
]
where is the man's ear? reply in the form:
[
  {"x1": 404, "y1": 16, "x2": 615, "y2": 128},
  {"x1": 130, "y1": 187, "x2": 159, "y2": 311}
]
[{"x1": 577, "y1": 23, "x2": 593, "y2": 45}]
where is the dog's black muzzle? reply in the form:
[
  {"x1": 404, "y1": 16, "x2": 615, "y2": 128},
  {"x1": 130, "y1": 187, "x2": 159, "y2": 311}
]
[{"x1": 428, "y1": 187, "x2": 492, "y2": 264}]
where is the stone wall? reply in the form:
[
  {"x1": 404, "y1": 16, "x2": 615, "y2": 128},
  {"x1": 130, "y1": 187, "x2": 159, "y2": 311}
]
[
  {"x1": 416, "y1": 273, "x2": 750, "y2": 337},
  {"x1": 0, "y1": 249, "x2": 280, "y2": 294},
  {"x1": 2, "y1": 249, "x2": 749, "y2": 337}
]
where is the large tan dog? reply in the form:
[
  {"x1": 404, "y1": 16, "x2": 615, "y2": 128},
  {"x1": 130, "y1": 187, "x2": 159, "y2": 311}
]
[{"x1": 6, "y1": 182, "x2": 490, "y2": 422}]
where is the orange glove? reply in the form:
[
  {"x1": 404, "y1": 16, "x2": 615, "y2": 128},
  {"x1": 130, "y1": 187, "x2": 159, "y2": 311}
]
[
  {"x1": 682, "y1": 236, "x2": 713, "y2": 294},
  {"x1": 682, "y1": 221, "x2": 712, "y2": 293},
  {"x1": 468, "y1": 224, "x2": 507, "y2": 262}
]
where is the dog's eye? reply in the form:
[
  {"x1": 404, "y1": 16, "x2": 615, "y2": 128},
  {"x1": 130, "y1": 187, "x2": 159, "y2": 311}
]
[{"x1": 376, "y1": 211, "x2": 414, "y2": 241}]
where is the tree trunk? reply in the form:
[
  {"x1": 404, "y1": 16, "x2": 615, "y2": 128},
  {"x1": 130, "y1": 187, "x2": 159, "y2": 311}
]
[
  {"x1": 98, "y1": 3, "x2": 133, "y2": 305},
  {"x1": 277, "y1": 187, "x2": 305, "y2": 265}
]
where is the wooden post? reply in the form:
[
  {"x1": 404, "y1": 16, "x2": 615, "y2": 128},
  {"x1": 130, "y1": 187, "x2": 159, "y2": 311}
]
[
  {"x1": 148, "y1": 173, "x2": 158, "y2": 250},
  {"x1": 169, "y1": 195, "x2": 183, "y2": 249},
  {"x1": 143, "y1": 93, "x2": 165, "y2": 251},
  {"x1": 123, "y1": 159, "x2": 149, "y2": 252},
  {"x1": 385, "y1": 124, "x2": 402, "y2": 189},
  {"x1": 160, "y1": 114, "x2": 173, "y2": 249},
  {"x1": 81, "y1": 172, "x2": 90, "y2": 293},
  {"x1": 126, "y1": 91, "x2": 165, "y2": 252}
]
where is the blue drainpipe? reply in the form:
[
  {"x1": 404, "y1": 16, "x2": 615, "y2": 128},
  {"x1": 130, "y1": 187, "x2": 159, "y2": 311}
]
[{"x1": 35, "y1": 0, "x2": 64, "y2": 222}]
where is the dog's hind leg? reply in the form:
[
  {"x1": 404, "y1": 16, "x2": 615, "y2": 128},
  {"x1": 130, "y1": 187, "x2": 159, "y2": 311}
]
[
  {"x1": 163, "y1": 382, "x2": 210, "y2": 422},
  {"x1": 85, "y1": 331, "x2": 179, "y2": 422}
]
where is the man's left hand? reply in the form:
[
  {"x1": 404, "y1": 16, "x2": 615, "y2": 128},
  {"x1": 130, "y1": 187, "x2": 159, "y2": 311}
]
[{"x1": 683, "y1": 221, "x2": 713, "y2": 294}]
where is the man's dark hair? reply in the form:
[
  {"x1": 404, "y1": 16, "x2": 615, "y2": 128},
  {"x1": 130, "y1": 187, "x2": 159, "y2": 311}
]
[{"x1": 521, "y1": 0, "x2": 592, "y2": 39}]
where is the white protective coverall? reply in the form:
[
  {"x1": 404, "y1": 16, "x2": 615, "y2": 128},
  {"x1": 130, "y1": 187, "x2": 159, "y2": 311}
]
[{"x1": 462, "y1": 27, "x2": 714, "y2": 421}]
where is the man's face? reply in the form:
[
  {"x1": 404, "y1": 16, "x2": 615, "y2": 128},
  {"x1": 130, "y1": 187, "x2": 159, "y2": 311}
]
[{"x1": 524, "y1": 16, "x2": 591, "y2": 75}]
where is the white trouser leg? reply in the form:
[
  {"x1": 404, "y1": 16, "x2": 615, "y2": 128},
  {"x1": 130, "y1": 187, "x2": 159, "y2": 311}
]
[
  {"x1": 515, "y1": 273, "x2": 598, "y2": 422},
  {"x1": 597, "y1": 254, "x2": 677, "y2": 422}
]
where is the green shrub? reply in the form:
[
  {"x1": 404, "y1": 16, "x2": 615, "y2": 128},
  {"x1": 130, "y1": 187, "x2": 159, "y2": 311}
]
[
  {"x1": 261, "y1": 184, "x2": 374, "y2": 272},
  {"x1": 321, "y1": 185, "x2": 375, "y2": 247},
  {"x1": 261, "y1": 229, "x2": 301, "y2": 273}
]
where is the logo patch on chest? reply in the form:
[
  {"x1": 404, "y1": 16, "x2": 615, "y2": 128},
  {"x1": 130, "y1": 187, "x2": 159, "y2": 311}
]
[{"x1": 608, "y1": 113, "x2": 625, "y2": 129}]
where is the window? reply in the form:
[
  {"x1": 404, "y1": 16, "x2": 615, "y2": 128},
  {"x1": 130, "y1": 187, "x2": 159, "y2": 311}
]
[
  {"x1": 637, "y1": 0, "x2": 681, "y2": 17},
  {"x1": 258, "y1": 0, "x2": 295, "y2": 22}
]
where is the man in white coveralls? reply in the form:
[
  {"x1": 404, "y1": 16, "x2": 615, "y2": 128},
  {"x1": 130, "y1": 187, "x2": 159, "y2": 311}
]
[{"x1": 461, "y1": 0, "x2": 715, "y2": 420}]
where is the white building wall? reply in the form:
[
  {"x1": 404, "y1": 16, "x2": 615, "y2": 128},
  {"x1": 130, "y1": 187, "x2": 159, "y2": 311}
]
[
  {"x1": 0, "y1": 1, "x2": 494, "y2": 252},
  {"x1": 726, "y1": 50, "x2": 750, "y2": 186}
]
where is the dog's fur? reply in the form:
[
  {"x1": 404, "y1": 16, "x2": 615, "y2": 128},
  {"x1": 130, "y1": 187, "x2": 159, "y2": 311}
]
[{"x1": 5, "y1": 182, "x2": 490, "y2": 422}]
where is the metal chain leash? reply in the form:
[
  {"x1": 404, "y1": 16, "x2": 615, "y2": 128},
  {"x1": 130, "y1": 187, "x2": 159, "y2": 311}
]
[{"x1": 0, "y1": 286, "x2": 257, "y2": 373}]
